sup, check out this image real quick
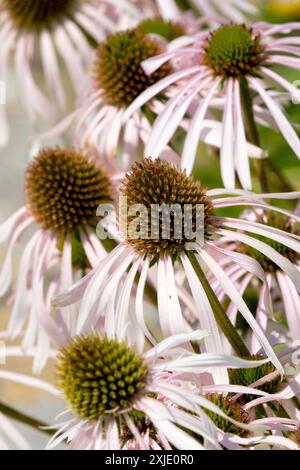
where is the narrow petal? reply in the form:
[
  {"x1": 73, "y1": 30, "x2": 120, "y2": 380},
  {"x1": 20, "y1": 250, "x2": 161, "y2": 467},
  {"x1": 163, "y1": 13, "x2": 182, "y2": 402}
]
[
  {"x1": 181, "y1": 253, "x2": 229, "y2": 384},
  {"x1": 233, "y1": 79, "x2": 252, "y2": 190},
  {"x1": 220, "y1": 79, "x2": 235, "y2": 188},
  {"x1": 182, "y1": 78, "x2": 221, "y2": 174},
  {"x1": 249, "y1": 77, "x2": 300, "y2": 158},
  {"x1": 124, "y1": 67, "x2": 202, "y2": 120}
]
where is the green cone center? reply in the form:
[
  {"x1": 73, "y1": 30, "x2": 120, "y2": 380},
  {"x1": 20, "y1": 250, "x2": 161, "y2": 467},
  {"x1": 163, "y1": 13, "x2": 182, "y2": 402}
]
[
  {"x1": 204, "y1": 24, "x2": 265, "y2": 77},
  {"x1": 57, "y1": 334, "x2": 149, "y2": 420},
  {"x1": 94, "y1": 28, "x2": 172, "y2": 108}
]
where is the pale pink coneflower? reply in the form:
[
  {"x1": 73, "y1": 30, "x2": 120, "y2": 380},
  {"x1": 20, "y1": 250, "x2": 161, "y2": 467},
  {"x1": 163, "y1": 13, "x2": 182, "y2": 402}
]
[
  {"x1": 41, "y1": 21, "x2": 263, "y2": 172},
  {"x1": 124, "y1": 21, "x2": 300, "y2": 190},
  {"x1": 0, "y1": 0, "x2": 142, "y2": 146},
  {"x1": 39, "y1": 325, "x2": 274, "y2": 450},
  {"x1": 0, "y1": 145, "x2": 114, "y2": 372},
  {"x1": 39, "y1": 22, "x2": 208, "y2": 170},
  {"x1": 54, "y1": 158, "x2": 300, "y2": 376},
  {"x1": 39, "y1": 24, "x2": 179, "y2": 168},
  {"x1": 121, "y1": 362, "x2": 299, "y2": 450},
  {"x1": 1, "y1": 327, "x2": 295, "y2": 450}
]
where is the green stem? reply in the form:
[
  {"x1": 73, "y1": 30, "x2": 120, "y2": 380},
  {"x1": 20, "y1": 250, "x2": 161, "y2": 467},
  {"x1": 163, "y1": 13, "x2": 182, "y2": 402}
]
[
  {"x1": 186, "y1": 250, "x2": 250, "y2": 358},
  {"x1": 0, "y1": 402, "x2": 55, "y2": 437},
  {"x1": 240, "y1": 77, "x2": 269, "y2": 193}
]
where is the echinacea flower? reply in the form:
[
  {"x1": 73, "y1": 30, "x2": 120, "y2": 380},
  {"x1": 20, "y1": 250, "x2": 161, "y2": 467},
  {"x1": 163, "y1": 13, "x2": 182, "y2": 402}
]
[
  {"x1": 41, "y1": 23, "x2": 184, "y2": 167},
  {"x1": 42, "y1": 20, "x2": 258, "y2": 170},
  {"x1": 216, "y1": 209, "x2": 300, "y2": 343},
  {"x1": 2, "y1": 327, "x2": 295, "y2": 450},
  {"x1": 125, "y1": 21, "x2": 300, "y2": 189},
  {"x1": 54, "y1": 158, "x2": 300, "y2": 375},
  {"x1": 44, "y1": 328, "x2": 274, "y2": 450},
  {"x1": 123, "y1": 385, "x2": 298, "y2": 450},
  {"x1": 0, "y1": 145, "x2": 113, "y2": 371},
  {"x1": 0, "y1": 0, "x2": 142, "y2": 145}
]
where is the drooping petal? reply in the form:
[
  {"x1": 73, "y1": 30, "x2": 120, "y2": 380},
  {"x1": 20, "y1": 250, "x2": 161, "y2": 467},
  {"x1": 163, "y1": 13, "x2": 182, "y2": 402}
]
[
  {"x1": 249, "y1": 77, "x2": 300, "y2": 158},
  {"x1": 182, "y1": 78, "x2": 221, "y2": 174},
  {"x1": 220, "y1": 79, "x2": 235, "y2": 189}
]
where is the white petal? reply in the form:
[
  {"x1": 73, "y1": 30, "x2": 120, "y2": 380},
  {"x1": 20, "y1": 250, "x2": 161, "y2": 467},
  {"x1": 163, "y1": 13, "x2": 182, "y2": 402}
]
[
  {"x1": 145, "y1": 329, "x2": 208, "y2": 360},
  {"x1": 146, "y1": 73, "x2": 208, "y2": 159},
  {"x1": 249, "y1": 77, "x2": 300, "y2": 158},
  {"x1": 220, "y1": 79, "x2": 236, "y2": 189},
  {"x1": 233, "y1": 80, "x2": 252, "y2": 190},
  {"x1": 182, "y1": 78, "x2": 221, "y2": 174},
  {"x1": 123, "y1": 67, "x2": 202, "y2": 120},
  {"x1": 0, "y1": 370, "x2": 59, "y2": 396},
  {"x1": 181, "y1": 253, "x2": 229, "y2": 384}
]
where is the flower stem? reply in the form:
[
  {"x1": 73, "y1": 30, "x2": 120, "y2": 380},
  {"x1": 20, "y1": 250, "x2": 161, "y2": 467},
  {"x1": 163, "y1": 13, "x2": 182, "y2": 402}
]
[
  {"x1": 239, "y1": 77, "x2": 269, "y2": 193},
  {"x1": 0, "y1": 401, "x2": 55, "y2": 436},
  {"x1": 186, "y1": 250, "x2": 250, "y2": 358}
]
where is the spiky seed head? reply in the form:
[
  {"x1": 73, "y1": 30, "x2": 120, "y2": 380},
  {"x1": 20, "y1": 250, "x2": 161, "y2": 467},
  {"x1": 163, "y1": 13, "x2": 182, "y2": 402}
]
[
  {"x1": 93, "y1": 29, "x2": 172, "y2": 108},
  {"x1": 56, "y1": 334, "x2": 149, "y2": 420},
  {"x1": 120, "y1": 158, "x2": 214, "y2": 259},
  {"x1": 25, "y1": 146, "x2": 112, "y2": 235},
  {"x1": 204, "y1": 24, "x2": 265, "y2": 78},
  {"x1": 229, "y1": 354, "x2": 281, "y2": 398},
  {"x1": 202, "y1": 393, "x2": 250, "y2": 437}
]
